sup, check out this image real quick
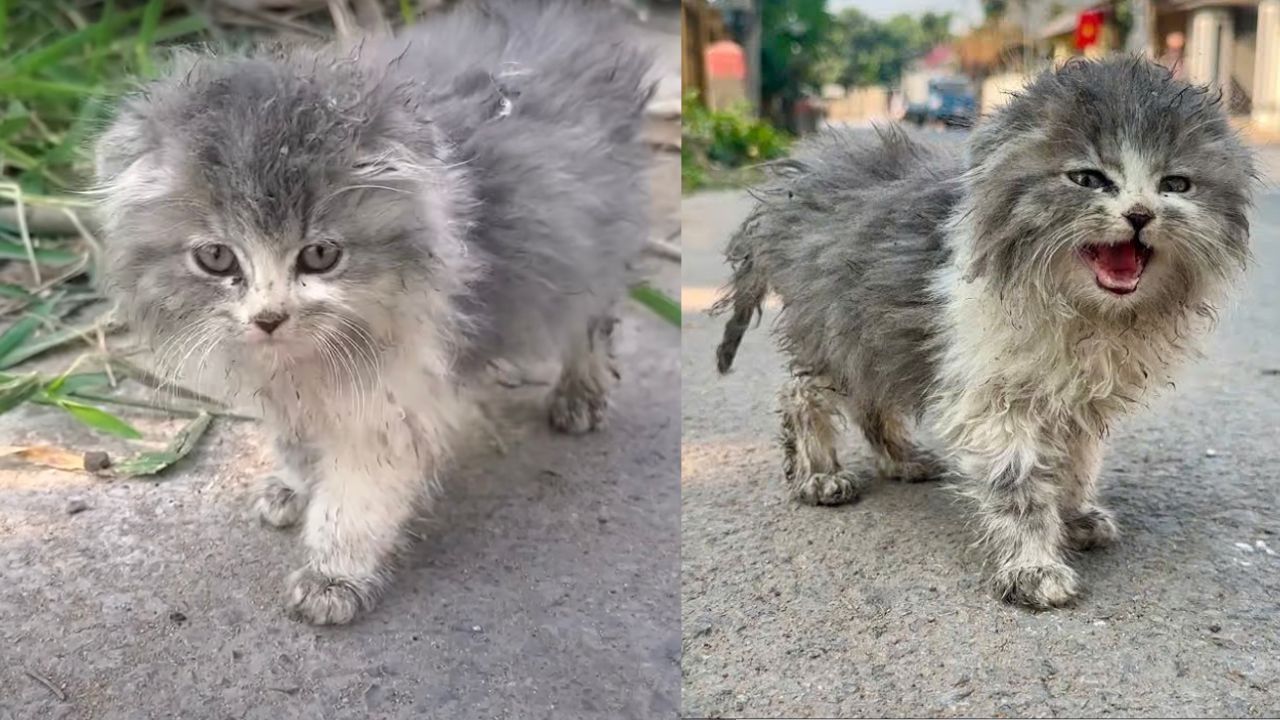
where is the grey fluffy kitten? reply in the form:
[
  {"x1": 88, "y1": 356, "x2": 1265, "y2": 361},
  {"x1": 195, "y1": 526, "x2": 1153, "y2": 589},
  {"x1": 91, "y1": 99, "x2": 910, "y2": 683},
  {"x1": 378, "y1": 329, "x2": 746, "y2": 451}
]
[
  {"x1": 715, "y1": 58, "x2": 1254, "y2": 608},
  {"x1": 94, "y1": 1, "x2": 652, "y2": 625}
]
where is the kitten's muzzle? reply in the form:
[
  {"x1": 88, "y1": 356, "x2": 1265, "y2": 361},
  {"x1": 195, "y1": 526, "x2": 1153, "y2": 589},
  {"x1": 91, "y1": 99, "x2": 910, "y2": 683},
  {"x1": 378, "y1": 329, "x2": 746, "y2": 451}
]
[{"x1": 252, "y1": 310, "x2": 289, "y2": 335}]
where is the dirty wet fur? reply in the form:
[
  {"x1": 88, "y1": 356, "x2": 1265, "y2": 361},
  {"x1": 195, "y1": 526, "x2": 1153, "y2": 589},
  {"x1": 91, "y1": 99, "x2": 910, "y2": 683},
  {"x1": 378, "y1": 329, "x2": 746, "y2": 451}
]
[
  {"x1": 714, "y1": 58, "x2": 1255, "y2": 609},
  {"x1": 93, "y1": 1, "x2": 652, "y2": 625}
]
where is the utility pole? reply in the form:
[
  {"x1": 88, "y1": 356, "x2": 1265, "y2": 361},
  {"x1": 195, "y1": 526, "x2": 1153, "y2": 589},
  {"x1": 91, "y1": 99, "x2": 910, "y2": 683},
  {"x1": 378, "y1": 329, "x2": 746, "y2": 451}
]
[{"x1": 1127, "y1": 0, "x2": 1155, "y2": 56}]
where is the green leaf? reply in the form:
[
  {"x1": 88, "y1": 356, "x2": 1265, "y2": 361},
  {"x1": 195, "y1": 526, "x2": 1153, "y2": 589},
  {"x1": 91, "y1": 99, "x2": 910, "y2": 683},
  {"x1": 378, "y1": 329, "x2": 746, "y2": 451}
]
[
  {"x1": 44, "y1": 370, "x2": 110, "y2": 397},
  {"x1": 56, "y1": 399, "x2": 141, "y2": 439},
  {"x1": 0, "y1": 313, "x2": 105, "y2": 370},
  {"x1": 0, "y1": 312, "x2": 43, "y2": 364},
  {"x1": 114, "y1": 411, "x2": 212, "y2": 477},
  {"x1": 0, "y1": 372, "x2": 40, "y2": 413},
  {"x1": 629, "y1": 284, "x2": 680, "y2": 326},
  {"x1": 0, "y1": 282, "x2": 32, "y2": 300}
]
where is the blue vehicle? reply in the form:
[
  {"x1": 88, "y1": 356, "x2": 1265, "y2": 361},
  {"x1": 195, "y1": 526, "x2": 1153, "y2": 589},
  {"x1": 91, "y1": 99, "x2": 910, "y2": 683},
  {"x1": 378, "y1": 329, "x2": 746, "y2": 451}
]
[{"x1": 904, "y1": 77, "x2": 977, "y2": 127}]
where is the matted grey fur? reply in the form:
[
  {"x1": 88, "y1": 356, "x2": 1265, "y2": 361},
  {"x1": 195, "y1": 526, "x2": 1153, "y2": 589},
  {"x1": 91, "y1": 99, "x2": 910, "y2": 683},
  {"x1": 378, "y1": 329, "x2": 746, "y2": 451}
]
[
  {"x1": 715, "y1": 57, "x2": 1255, "y2": 608},
  {"x1": 93, "y1": 0, "x2": 653, "y2": 625}
]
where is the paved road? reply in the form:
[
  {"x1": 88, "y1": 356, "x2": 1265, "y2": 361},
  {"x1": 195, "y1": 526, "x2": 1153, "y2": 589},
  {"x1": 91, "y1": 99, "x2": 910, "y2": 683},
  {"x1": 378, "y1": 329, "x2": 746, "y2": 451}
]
[
  {"x1": 0, "y1": 12, "x2": 682, "y2": 718},
  {"x1": 681, "y1": 143, "x2": 1280, "y2": 717}
]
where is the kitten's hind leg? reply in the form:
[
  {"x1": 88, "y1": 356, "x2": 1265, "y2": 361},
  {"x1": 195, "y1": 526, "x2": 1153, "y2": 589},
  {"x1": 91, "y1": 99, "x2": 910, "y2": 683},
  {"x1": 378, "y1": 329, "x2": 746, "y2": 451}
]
[
  {"x1": 256, "y1": 432, "x2": 313, "y2": 529},
  {"x1": 779, "y1": 375, "x2": 865, "y2": 506},
  {"x1": 856, "y1": 406, "x2": 944, "y2": 483},
  {"x1": 549, "y1": 315, "x2": 618, "y2": 435}
]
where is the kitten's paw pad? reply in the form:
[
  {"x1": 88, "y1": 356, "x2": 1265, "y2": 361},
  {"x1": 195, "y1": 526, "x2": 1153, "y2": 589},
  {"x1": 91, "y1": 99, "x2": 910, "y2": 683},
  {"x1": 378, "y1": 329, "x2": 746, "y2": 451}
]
[
  {"x1": 992, "y1": 563, "x2": 1080, "y2": 609},
  {"x1": 548, "y1": 385, "x2": 607, "y2": 435},
  {"x1": 792, "y1": 471, "x2": 864, "y2": 506},
  {"x1": 1066, "y1": 506, "x2": 1119, "y2": 551},
  {"x1": 285, "y1": 568, "x2": 366, "y2": 626},
  {"x1": 255, "y1": 478, "x2": 307, "y2": 529}
]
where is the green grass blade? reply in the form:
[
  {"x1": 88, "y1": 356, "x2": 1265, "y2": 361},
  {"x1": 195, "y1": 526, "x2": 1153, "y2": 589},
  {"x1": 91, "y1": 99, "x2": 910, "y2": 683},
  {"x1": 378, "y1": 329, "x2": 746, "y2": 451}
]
[
  {"x1": 0, "y1": 313, "x2": 106, "y2": 369},
  {"x1": 5, "y1": 6, "x2": 144, "y2": 74},
  {"x1": 0, "y1": 305, "x2": 47, "y2": 364},
  {"x1": 56, "y1": 398, "x2": 141, "y2": 439},
  {"x1": 0, "y1": 76, "x2": 98, "y2": 100},
  {"x1": 0, "y1": 372, "x2": 40, "y2": 413},
  {"x1": 399, "y1": 0, "x2": 415, "y2": 24},
  {"x1": 629, "y1": 284, "x2": 680, "y2": 326},
  {"x1": 0, "y1": 238, "x2": 79, "y2": 263},
  {"x1": 114, "y1": 411, "x2": 212, "y2": 477},
  {"x1": 0, "y1": 0, "x2": 8, "y2": 55},
  {"x1": 135, "y1": 0, "x2": 165, "y2": 76},
  {"x1": 44, "y1": 370, "x2": 111, "y2": 397},
  {"x1": 0, "y1": 282, "x2": 32, "y2": 300}
]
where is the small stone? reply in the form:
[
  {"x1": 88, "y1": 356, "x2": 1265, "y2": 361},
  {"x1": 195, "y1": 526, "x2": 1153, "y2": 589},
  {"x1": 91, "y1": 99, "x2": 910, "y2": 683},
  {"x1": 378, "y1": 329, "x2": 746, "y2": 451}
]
[
  {"x1": 83, "y1": 451, "x2": 111, "y2": 473},
  {"x1": 1209, "y1": 623, "x2": 1222, "y2": 633},
  {"x1": 65, "y1": 498, "x2": 89, "y2": 515},
  {"x1": 471, "y1": 625, "x2": 482, "y2": 633},
  {"x1": 169, "y1": 611, "x2": 188, "y2": 624},
  {"x1": 1205, "y1": 448, "x2": 1218, "y2": 457}
]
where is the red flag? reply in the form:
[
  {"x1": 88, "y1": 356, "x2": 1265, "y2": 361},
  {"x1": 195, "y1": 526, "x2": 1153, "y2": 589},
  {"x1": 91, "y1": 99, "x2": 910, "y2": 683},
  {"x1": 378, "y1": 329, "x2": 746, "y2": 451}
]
[{"x1": 1075, "y1": 9, "x2": 1105, "y2": 50}]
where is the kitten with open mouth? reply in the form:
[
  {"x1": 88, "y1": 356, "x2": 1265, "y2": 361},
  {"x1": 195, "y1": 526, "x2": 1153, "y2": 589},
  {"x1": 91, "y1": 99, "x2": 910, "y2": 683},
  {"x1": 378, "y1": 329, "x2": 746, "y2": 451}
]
[{"x1": 714, "y1": 56, "x2": 1253, "y2": 609}]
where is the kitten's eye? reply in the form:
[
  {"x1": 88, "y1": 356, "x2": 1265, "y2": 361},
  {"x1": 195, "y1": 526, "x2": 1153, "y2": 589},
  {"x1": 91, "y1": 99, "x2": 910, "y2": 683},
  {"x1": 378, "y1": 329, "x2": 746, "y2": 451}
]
[
  {"x1": 1067, "y1": 170, "x2": 1112, "y2": 190},
  {"x1": 1159, "y1": 175, "x2": 1191, "y2": 193},
  {"x1": 193, "y1": 244, "x2": 239, "y2": 276},
  {"x1": 297, "y1": 243, "x2": 342, "y2": 274}
]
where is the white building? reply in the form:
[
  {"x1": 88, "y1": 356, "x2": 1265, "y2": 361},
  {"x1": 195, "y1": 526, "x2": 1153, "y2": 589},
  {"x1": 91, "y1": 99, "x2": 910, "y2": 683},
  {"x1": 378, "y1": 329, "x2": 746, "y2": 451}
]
[{"x1": 1172, "y1": 0, "x2": 1280, "y2": 129}]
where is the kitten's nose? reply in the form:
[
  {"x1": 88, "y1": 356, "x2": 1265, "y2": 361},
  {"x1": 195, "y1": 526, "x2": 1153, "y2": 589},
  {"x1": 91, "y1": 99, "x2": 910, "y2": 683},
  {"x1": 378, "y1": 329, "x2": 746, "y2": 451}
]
[
  {"x1": 252, "y1": 310, "x2": 289, "y2": 335},
  {"x1": 1124, "y1": 208, "x2": 1153, "y2": 231}
]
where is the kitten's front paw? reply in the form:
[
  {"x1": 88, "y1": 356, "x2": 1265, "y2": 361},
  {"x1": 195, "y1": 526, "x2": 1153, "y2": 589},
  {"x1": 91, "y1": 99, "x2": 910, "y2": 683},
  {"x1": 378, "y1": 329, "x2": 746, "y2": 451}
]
[
  {"x1": 285, "y1": 568, "x2": 367, "y2": 625},
  {"x1": 1065, "y1": 505, "x2": 1119, "y2": 551},
  {"x1": 792, "y1": 471, "x2": 864, "y2": 506},
  {"x1": 548, "y1": 384, "x2": 607, "y2": 434},
  {"x1": 992, "y1": 562, "x2": 1080, "y2": 609},
  {"x1": 255, "y1": 477, "x2": 307, "y2": 529}
]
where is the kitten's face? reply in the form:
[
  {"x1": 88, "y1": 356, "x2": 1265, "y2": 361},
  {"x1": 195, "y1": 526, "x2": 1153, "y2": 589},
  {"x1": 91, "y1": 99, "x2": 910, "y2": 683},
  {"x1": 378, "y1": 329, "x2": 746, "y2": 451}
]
[
  {"x1": 963, "y1": 58, "x2": 1253, "y2": 315},
  {"x1": 94, "y1": 55, "x2": 449, "y2": 387}
]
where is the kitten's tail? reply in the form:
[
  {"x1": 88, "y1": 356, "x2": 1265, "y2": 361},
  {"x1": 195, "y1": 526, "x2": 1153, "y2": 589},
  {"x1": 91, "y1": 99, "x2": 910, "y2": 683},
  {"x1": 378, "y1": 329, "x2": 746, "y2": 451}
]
[{"x1": 710, "y1": 227, "x2": 769, "y2": 374}]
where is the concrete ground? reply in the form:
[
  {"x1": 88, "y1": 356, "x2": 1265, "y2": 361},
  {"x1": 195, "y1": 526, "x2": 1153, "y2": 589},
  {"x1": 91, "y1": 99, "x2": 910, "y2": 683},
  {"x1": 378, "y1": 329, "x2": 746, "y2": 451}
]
[
  {"x1": 0, "y1": 12, "x2": 681, "y2": 720},
  {"x1": 681, "y1": 142, "x2": 1280, "y2": 718}
]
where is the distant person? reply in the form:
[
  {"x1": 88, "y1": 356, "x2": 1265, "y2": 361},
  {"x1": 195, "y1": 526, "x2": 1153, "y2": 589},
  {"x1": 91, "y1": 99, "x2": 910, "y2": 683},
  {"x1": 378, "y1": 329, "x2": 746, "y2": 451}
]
[{"x1": 1159, "y1": 31, "x2": 1187, "y2": 80}]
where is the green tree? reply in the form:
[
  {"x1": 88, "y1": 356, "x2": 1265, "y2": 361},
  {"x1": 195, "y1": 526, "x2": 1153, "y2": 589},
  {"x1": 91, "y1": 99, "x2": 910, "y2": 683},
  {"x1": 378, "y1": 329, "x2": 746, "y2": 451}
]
[
  {"x1": 826, "y1": 8, "x2": 954, "y2": 88},
  {"x1": 759, "y1": 0, "x2": 832, "y2": 129}
]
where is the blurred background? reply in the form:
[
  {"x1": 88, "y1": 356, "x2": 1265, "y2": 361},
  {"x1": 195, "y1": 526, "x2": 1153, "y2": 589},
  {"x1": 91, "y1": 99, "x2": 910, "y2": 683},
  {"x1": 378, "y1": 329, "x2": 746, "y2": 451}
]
[{"x1": 681, "y1": 0, "x2": 1280, "y2": 190}]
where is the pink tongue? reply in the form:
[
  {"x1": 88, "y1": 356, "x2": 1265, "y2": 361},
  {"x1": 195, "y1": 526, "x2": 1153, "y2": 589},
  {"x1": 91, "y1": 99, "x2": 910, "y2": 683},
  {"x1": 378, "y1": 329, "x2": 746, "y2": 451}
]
[
  {"x1": 1094, "y1": 242, "x2": 1140, "y2": 274},
  {"x1": 1087, "y1": 242, "x2": 1143, "y2": 293}
]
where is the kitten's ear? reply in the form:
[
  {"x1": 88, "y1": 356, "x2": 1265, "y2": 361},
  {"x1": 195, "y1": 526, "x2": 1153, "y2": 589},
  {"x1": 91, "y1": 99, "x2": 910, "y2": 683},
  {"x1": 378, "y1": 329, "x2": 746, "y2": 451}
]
[
  {"x1": 94, "y1": 104, "x2": 156, "y2": 184},
  {"x1": 94, "y1": 50, "x2": 203, "y2": 188},
  {"x1": 351, "y1": 140, "x2": 428, "y2": 183},
  {"x1": 351, "y1": 100, "x2": 446, "y2": 185}
]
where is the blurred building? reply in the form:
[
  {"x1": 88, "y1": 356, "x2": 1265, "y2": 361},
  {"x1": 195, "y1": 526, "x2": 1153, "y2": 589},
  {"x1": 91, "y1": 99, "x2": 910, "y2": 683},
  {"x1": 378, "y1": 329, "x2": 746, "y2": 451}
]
[
  {"x1": 1171, "y1": 0, "x2": 1279, "y2": 127},
  {"x1": 959, "y1": 0, "x2": 1280, "y2": 131}
]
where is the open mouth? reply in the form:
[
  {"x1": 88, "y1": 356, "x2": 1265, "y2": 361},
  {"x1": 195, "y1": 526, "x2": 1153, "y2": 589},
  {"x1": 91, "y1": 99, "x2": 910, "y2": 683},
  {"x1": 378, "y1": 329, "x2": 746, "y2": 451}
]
[{"x1": 1078, "y1": 238, "x2": 1153, "y2": 295}]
